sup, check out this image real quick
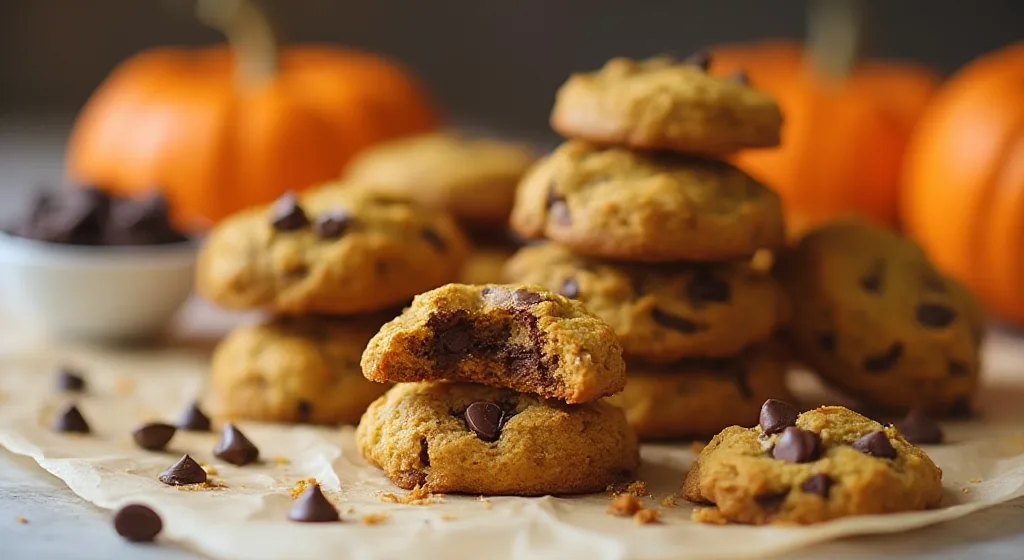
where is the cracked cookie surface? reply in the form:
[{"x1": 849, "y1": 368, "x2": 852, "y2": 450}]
[
  {"x1": 356, "y1": 381, "x2": 639, "y2": 495},
  {"x1": 683, "y1": 402, "x2": 943, "y2": 524},
  {"x1": 776, "y1": 219, "x2": 984, "y2": 415},
  {"x1": 360, "y1": 283, "x2": 626, "y2": 404},
  {"x1": 197, "y1": 183, "x2": 469, "y2": 315},
  {"x1": 509, "y1": 141, "x2": 785, "y2": 262}
]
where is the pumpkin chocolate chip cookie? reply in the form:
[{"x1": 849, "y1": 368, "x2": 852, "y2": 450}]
[
  {"x1": 196, "y1": 183, "x2": 469, "y2": 315},
  {"x1": 503, "y1": 243, "x2": 789, "y2": 360},
  {"x1": 551, "y1": 56, "x2": 783, "y2": 155},
  {"x1": 210, "y1": 315, "x2": 392, "y2": 424},
  {"x1": 344, "y1": 132, "x2": 536, "y2": 229},
  {"x1": 683, "y1": 400, "x2": 944, "y2": 524},
  {"x1": 356, "y1": 381, "x2": 639, "y2": 495},
  {"x1": 775, "y1": 219, "x2": 985, "y2": 416},
  {"x1": 509, "y1": 141, "x2": 785, "y2": 262},
  {"x1": 609, "y1": 343, "x2": 792, "y2": 440},
  {"x1": 360, "y1": 283, "x2": 625, "y2": 404}
]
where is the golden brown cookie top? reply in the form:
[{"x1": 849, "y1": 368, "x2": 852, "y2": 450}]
[
  {"x1": 196, "y1": 182, "x2": 469, "y2": 315},
  {"x1": 551, "y1": 56, "x2": 782, "y2": 155},
  {"x1": 683, "y1": 401, "x2": 944, "y2": 525},
  {"x1": 360, "y1": 283, "x2": 626, "y2": 403},
  {"x1": 509, "y1": 141, "x2": 785, "y2": 261},
  {"x1": 344, "y1": 132, "x2": 536, "y2": 228}
]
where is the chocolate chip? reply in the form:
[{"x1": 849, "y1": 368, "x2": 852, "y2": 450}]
[
  {"x1": 132, "y1": 422, "x2": 176, "y2": 451},
  {"x1": 270, "y1": 192, "x2": 309, "y2": 231},
  {"x1": 651, "y1": 308, "x2": 704, "y2": 333},
  {"x1": 176, "y1": 401, "x2": 211, "y2": 432},
  {"x1": 296, "y1": 400, "x2": 313, "y2": 422},
  {"x1": 800, "y1": 474, "x2": 833, "y2": 498},
  {"x1": 52, "y1": 404, "x2": 90, "y2": 434},
  {"x1": 512, "y1": 289, "x2": 543, "y2": 306},
  {"x1": 464, "y1": 402, "x2": 503, "y2": 442},
  {"x1": 753, "y1": 490, "x2": 788, "y2": 512},
  {"x1": 863, "y1": 342, "x2": 904, "y2": 373},
  {"x1": 818, "y1": 332, "x2": 836, "y2": 352},
  {"x1": 728, "y1": 70, "x2": 750, "y2": 85},
  {"x1": 106, "y1": 190, "x2": 186, "y2": 245},
  {"x1": 34, "y1": 187, "x2": 110, "y2": 245},
  {"x1": 421, "y1": 227, "x2": 447, "y2": 252},
  {"x1": 158, "y1": 454, "x2": 207, "y2": 485},
  {"x1": 113, "y1": 504, "x2": 163, "y2": 542},
  {"x1": 772, "y1": 427, "x2": 821, "y2": 463},
  {"x1": 949, "y1": 396, "x2": 973, "y2": 418},
  {"x1": 759, "y1": 399, "x2": 799, "y2": 435},
  {"x1": 56, "y1": 367, "x2": 86, "y2": 392},
  {"x1": 559, "y1": 278, "x2": 580, "y2": 299},
  {"x1": 480, "y1": 286, "x2": 510, "y2": 304},
  {"x1": 851, "y1": 430, "x2": 897, "y2": 458},
  {"x1": 549, "y1": 201, "x2": 571, "y2": 226},
  {"x1": 859, "y1": 261, "x2": 885, "y2": 293},
  {"x1": 682, "y1": 50, "x2": 712, "y2": 71},
  {"x1": 213, "y1": 424, "x2": 260, "y2": 466},
  {"x1": 948, "y1": 360, "x2": 969, "y2": 376},
  {"x1": 439, "y1": 320, "x2": 472, "y2": 354},
  {"x1": 312, "y1": 211, "x2": 353, "y2": 238},
  {"x1": 896, "y1": 409, "x2": 943, "y2": 444},
  {"x1": 288, "y1": 483, "x2": 340, "y2": 523},
  {"x1": 419, "y1": 438, "x2": 430, "y2": 467},
  {"x1": 687, "y1": 271, "x2": 731, "y2": 304},
  {"x1": 916, "y1": 303, "x2": 957, "y2": 328}
]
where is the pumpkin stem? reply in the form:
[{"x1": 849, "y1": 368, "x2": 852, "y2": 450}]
[
  {"x1": 806, "y1": 0, "x2": 864, "y2": 83},
  {"x1": 196, "y1": 0, "x2": 278, "y2": 84}
]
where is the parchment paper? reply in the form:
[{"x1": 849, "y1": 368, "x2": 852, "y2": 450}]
[{"x1": 2, "y1": 310, "x2": 1024, "y2": 560}]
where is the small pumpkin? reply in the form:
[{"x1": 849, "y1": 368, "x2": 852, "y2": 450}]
[
  {"x1": 901, "y1": 42, "x2": 1024, "y2": 325},
  {"x1": 711, "y1": 40, "x2": 940, "y2": 234},
  {"x1": 66, "y1": 0, "x2": 437, "y2": 228}
]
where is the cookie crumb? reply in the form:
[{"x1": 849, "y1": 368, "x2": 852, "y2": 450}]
[
  {"x1": 198, "y1": 462, "x2": 218, "y2": 476},
  {"x1": 477, "y1": 496, "x2": 493, "y2": 510},
  {"x1": 690, "y1": 441, "x2": 707, "y2": 454},
  {"x1": 606, "y1": 480, "x2": 649, "y2": 497},
  {"x1": 660, "y1": 495, "x2": 678, "y2": 508},
  {"x1": 15, "y1": 515, "x2": 28, "y2": 524},
  {"x1": 361, "y1": 513, "x2": 389, "y2": 525},
  {"x1": 378, "y1": 485, "x2": 437, "y2": 505},
  {"x1": 174, "y1": 479, "x2": 226, "y2": 491},
  {"x1": 968, "y1": 478, "x2": 982, "y2": 484},
  {"x1": 691, "y1": 507, "x2": 729, "y2": 525},
  {"x1": 608, "y1": 494, "x2": 642, "y2": 516},
  {"x1": 345, "y1": 507, "x2": 355, "y2": 515},
  {"x1": 272, "y1": 456, "x2": 290, "y2": 465},
  {"x1": 962, "y1": 487, "x2": 971, "y2": 495},
  {"x1": 440, "y1": 514, "x2": 459, "y2": 521},
  {"x1": 290, "y1": 477, "x2": 318, "y2": 499},
  {"x1": 634, "y1": 508, "x2": 662, "y2": 525}
]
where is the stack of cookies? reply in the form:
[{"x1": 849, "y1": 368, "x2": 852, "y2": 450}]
[
  {"x1": 196, "y1": 182, "x2": 470, "y2": 424},
  {"x1": 356, "y1": 283, "x2": 640, "y2": 495},
  {"x1": 344, "y1": 132, "x2": 536, "y2": 284},
  {"x1": 504, "y1": 54, "x2": 793, "y2": 440}
]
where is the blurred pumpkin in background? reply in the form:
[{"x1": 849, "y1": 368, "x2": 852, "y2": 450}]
[
  {"x1": 712, "y1": 39, "x2": 940, "y2": 235},
  {"x1": 901, "y1": 42, "x2": 1024, "y2": 325},
  {"x1": 66, "y1": 0, "x2": 437, "y2": 228}
]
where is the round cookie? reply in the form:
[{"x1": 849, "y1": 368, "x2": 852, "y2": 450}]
[
  {"x1": 551, "y1": 56, "x2": 782, "y2": 155},
  {"x1": 361, "y1": 283, "x2": 625, "y2": 404},
  {"x1": 344, "y1": 132, "x2": 536, "y2": 228},
  {"x1": 609, "y1": 344, "x2": 792, "y2": 440},
  {"x1": 459, "y1": 244, "x2": 517, "y2": 285},
  {"x1": 509, "y1": 141, "x2": 785, "y2": 262},
  {"x1": 356, "y1": 381, "x2": 639, "y2": 495},
  {"x1": 197, "y1": 183, "x2": 470, "y2": 315},
  {"x1": 210, "y1": 315, "x2": 392, "y2": 424},
  {"x1": 682, "y1": 403, "x2": 944, "y2": 525},
  {"x1": 775, "y1": 219, "x2": 985, "y2": 416},
  {"x1": 504, "y1": 243, "x2": 789, "y2": 360}
]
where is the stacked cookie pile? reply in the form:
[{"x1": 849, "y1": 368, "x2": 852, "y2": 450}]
[
  {"x1": 345, "y1": 132, "x2": 536, "y2": 284},
  {"x1": 356, "y1": 283, "x2": 640, "y2": 495},
  {"x1": 196, "y1": 182, "x2": 470, "y2": 424},
  {"x1": 505, "y1": 54, "x2": 792, "y2": 440}
]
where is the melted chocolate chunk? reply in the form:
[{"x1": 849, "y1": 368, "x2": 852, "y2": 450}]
[
  {"x1": 52, "y1": 404, "x2": 90, "y2": 434},
  {"x1": 559, "y1": 278, "x2": 580, "y2": 299},
  {"x1": 132, "y1": 422, "x2": 177, "y2": 451},
  {"x1": 863, "y1": 342, "x2": 904, "y2": 373},
  {"x1": 896, "y1": 409, "x2": 943, "y2": 444},
  {"x1": 464, "y1": 402, "x2": 503, "y2": 441},
  {"x1": 546, "y1": 184, "x2": 571, "y2": 226},
  {"x1": 213, "y1": 424, "x2": 260, "y2": 466},
  {"x1": 176, "y1": 401, "x2": 211, "y2": 432},
  {"x1": 312, "y1": 211, "x2": 353, "y2": 239},
  {"x1": 288, "y1": 483, "x2": 340, "y2": 523},
  {"x1": 270, "y1": 192, "x2": 309, "y2": 231},
  {"x1": 650, "y1": 308, "x2": 705, "y2": 334},
  {"x1": 687, "y1": 271, "x2": 731, "y2": 304},
  {"x1": 916, "y1": 303, "x2": 957, "y2": 328},
  {"x1": 418, "y1": 438, "x2": 430, "y2": 467},
  {"x1": 818, "y1": 332, "x2": 836, "y2": 352},
  {"x1": 158, "y1": 454, "x2": 207, "y2": 486},
  {"x1": 421, "y1": 227, "x2": 447, "y2": 252},
  {"x1": 759, "y1": 399, "x2": 799, "y2": 435},
  {"x1": 427, "y1": 310, "x2": 475, "y2": 369},
  {"x1": 113, "y1": 504, "x2": 163, "y2": 542},
  {"x1": 859, "y1": 260, "x2": 885, "y2": 294},
  {"x1": 56, "y1": 367, "x2": 86, "y2": 393},
  {"x1": 800, "y1": 474, "x2": 833, "y2": 497},
  {"x1": 682, "y1": 50, "x2": 712, "y2": 71},
  {"x1": 851, "y1": 430, "x2": 897, "y2": 459},
  {"x1": 512, "y1": 289, "x2": 543, "y2": 306},
  {"x1": 772, "y1": 427, "x2": 822, "y2": 463},
  {"x1": 753, "y1": 490, "x2": 788, "y2": 512}
]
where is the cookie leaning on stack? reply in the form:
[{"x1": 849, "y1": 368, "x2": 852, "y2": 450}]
[
  {"x1": 356, "y1": 283, "x2": 640, "y2": 495},
  {"x1": 505, "y1": 53, "x2": 792, "y2": 440},
  {"x1": 196, "y1": 182, "x2": 470, "y2": 424}
]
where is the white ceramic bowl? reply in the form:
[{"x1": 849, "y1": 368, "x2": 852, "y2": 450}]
[{"x1": 0, "y1": 231, "x2": 197, "y2": 343}]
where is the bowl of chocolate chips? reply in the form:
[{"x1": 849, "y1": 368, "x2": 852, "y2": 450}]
[{"x1": 0, "y1": 186, "x2": 196, "y2": 342}]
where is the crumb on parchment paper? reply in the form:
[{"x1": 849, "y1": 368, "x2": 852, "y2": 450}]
[
  {"x1": 440, "y1": 514, "x2": 458, "y2": 521},
  {"x1": 691, "y1": 507, "x2": 728, "y2": 525},
  {"x1": 606, "y1": 479, "x2": 650, "y2": 497},
  {"x1": 290, "y1": 478, "x2": 318, "y2": 498},
  {"x1": 175, "y1": 479, "x2": 226, "y2": 491},
  {"x1": 272, "y1": 456, "x2": 290, "y2": 465},
  {"x1": 377, "y1": 485, "x2": 438, "y2": 505},
  {"x1": 477, "y1": 496, "x2": 493, "y2": 509},
  {"x1": 962, "y1": 487, "x2": 971, "y2": 495},
  {"x1": 362, "y1": 513, "x2": 389, "y2": 525},
  {"x1": 634, "y1": 508, "x2": 661, "y2": 525},
  {"x1": 608, "y1": 494, "x2": 642, "y2": 516},
  {"x1": 197, "y1": 462, "x2": 218, "y2": 476},
  {"x1": 660, "y1": 495, "x2": 678, "y2": 508},
  {"x1": 969, "y1": 478, "x2": 982, "y2": 484},
  {"x1": 15, "y1": 515, "x2": 28, "y2": 524}
]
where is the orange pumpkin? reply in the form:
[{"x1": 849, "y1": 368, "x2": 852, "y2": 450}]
[
  {"x1": 66, "y1": 0, "x2": 437, "y2": 228},
  {"x1": 711, "y1": 40, "x2": 940, "y2": 234},
  {"x1": 901, "y1": 42, "x2": 1024, "y2": 325}
]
